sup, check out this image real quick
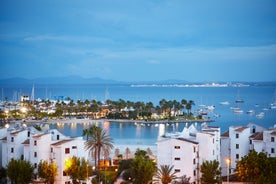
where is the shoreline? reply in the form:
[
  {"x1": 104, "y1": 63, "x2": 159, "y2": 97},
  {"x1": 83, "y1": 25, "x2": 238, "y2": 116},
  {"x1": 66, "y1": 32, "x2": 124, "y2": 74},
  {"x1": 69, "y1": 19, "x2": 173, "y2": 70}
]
[{"x1": 11, "y1": 117, "x2": 215, "y2": 126}]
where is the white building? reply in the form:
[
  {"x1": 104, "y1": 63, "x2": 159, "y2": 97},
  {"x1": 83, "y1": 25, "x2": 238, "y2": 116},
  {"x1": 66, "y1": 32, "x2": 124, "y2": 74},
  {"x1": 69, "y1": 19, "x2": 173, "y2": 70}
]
[
  {"x1": 1, "y1": 124, "x2": 90, "y2": 184},
  {"x1": 50, "y1": 137, "x2": 89, "y2": 183},
  {"x1": 156, "y1": 124, "x2": 220, "y2": 184},
  {"x1": 1, "y1": 126, "x2": 39, "y2": 167},
  {"x1": 220, "y1": 123, "x2": 272, "y2": 176}
]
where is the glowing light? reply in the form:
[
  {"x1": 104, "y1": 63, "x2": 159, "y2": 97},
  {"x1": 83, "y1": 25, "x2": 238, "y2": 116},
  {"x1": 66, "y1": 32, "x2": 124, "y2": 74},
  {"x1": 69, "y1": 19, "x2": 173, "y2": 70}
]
[
  {"x1": 65, "y1": 158, "x2": 72, "y2": 169},
  {"x1": 21, "y1": 107, "x2": 27, "y2": 113},
  {"x1": 5, "y1": 124, "x2": 10, "y2": 128},
  {"x1": 226, "y1": 158, "x2": 230, "y2": 164}
]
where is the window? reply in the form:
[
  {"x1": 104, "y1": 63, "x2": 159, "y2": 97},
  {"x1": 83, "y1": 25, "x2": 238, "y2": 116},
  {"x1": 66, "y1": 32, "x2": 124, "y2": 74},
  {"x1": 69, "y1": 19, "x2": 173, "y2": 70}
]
[
  {"x1": 72, "y1": 146, "x2": 77, "y2": 149},
  {"x1": 174, "y1": 157, "x2": 180, "y2": 161},
  {"x1": 51, "y1": 147, "x2": 53, "y2": 152},
  {"x1": 11, "y1": 148, "x2": 14, "y2": 153},
  {"x1": 193, "y1": 147, "x2": 196, "y2": 153},
  {"x1": 57, "y1": 135, "x2": 60, "y2": 140},
  {"x1": 271, "y1": 137, "x2": 275, "y2": 142},
  {"x1": 236, "y1": 134, "x2": 239, "y2": 138},
  {"x1": 11, "y1": 137, "x2": 14, "y2": 142},
  {"x1": 272, "y1": 148, "x2": 275, "y2": 154},
  {"x1": 28, "y1": 131, "x2": 30, "y2": 137},
  {"x1": 175, "y1": 169, "x2": 180, "y2": 172},
  {"x1": 236, "y1": 154, "x2": 239, "y2": 159},
  {"x1": 174, "y1": 146, "x2": 180, "y2": 149},
  {"x1": 213, "y1": 138, "x2": 214, "y2": 143},
  {"x1": 34, "y1": 152, "x2": 37, "y2": 157},
  {"x1": 65, "y1": 148, "x2": 70, "y2": 154},
  {"x1": 34, "y1": 140, "x2": 37, "y2": 146},
  {"x1": 236, "y1": 144, "x2": 239, "y2": 149},
  {"x1": 252, "y1": 126, "x2": 256, "y2": 133},
  {"x1": 250, "y1": 140, "x2": 252, "y2": 144},
  {"x1": 34, "y1": 163, "x2": 37, "y2": 168},
  {"x1": 194, "y1": 170, "x2": 196, "y2": 176},
  {"x1": 193, "y1": 158, "x2": 196, "y2": 164}
]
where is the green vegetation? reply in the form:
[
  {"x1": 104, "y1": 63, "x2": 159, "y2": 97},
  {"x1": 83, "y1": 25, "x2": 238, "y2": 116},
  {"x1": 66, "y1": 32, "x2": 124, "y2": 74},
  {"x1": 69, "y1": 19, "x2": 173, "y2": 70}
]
[
  {"x1": 6, "y1": 159, "x2": 34, "y2": 184},
  {"x1": 200, "y1": 160, "x2": 221, "y2": 184},
  {"x1": 0, "y1": 97, "x2": 200, "y2": 124},
  {"x1": 37, "y1": 160, "x2": 58, "y2": 184},
  {"x1": 236, "y1": 150, "x2": 276, "y2": 184},
  {"x1": 84, "y1": 125, "x2": 114, "y2": 168},
  {"x1": 154, "y1": 165, "x2": 178, "y2": 184},
  {"x1": 64, "y1": 156, "x2": 89, "y2": 184}
]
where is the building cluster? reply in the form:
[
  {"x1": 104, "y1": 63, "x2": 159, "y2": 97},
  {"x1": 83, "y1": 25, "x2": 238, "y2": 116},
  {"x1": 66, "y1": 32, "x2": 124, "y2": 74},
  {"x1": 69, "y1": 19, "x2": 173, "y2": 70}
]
[
  {"x1": 0, "y1": 121, "x2": 276, "y2": 184},
  {"x1": 0, "y1": 123, "x2": 89, "y2": 183},
  {"x1": 156, "y1": 122, "x2": 276, "y2": 184}
]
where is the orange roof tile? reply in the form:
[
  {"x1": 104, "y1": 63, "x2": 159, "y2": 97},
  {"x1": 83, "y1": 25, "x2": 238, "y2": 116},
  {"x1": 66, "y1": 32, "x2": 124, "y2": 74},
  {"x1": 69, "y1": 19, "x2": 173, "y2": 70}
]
[
  {"x1": 221, "y1": 131, "x2": 229, "y2": 137},
  {"x1": 51, "y1": 139, "x2": 73, "y2": 146},
  {"x1": 235, "y1": 127, "x2": 248, "y2": 132},
  {"x1": 249, "y1": 132, "x2": 263, "y2": 140}
]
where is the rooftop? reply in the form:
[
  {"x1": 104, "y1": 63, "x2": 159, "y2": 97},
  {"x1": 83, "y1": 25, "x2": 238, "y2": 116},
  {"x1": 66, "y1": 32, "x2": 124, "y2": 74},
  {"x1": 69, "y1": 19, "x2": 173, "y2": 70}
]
[
  {"x1": 221, "y1": 131, "x2": 229, "y2": 137},
  {"x1": 51, "y1": 139, "x2": 74, "y2": 146},
  {"x1": 249, "y1": 132, "x2": 263, "y2": 140},
  {"x1": 235, "y1": 127, "x2": 248, "y2": 132}
]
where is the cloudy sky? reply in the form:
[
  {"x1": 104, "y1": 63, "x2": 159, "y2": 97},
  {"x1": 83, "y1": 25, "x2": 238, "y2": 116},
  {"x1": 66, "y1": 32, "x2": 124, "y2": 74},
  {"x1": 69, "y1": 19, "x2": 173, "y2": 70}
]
[{"x1": 1, "y1": 0, "x2": 276, "y2": 82}]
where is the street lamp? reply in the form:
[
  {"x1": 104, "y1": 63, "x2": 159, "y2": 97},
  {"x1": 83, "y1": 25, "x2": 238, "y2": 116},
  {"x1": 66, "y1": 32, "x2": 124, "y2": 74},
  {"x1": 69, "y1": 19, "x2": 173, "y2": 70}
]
[{"x1": 226, "y1": 158, "x2": 230, "y2": 184}]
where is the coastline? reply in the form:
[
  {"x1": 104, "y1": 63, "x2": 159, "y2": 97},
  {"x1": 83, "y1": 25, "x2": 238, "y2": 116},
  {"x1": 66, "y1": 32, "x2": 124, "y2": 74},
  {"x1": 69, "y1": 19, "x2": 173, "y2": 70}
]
[{"x1": 15, "y1": 117, "x2": 215, "y2": 126}]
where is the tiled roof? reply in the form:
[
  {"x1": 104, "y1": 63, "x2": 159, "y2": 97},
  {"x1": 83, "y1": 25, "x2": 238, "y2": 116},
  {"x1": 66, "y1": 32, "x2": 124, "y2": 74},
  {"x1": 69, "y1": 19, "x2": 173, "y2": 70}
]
[
  {"x1": 221, "y1": 131, "x2": 229, "y2": 137},
  {"x1": 11, "y1": 129, "x2": 25, "y2": 135},
  {"x1": 235, "y1": 127, "x2": 248, "y2": 132},
  {"x1": 22, "y1": 139, "x2": 30, "y2": 144},
  {"x1": 0, "y1": 137, "x2": 7, "y2": 141},
  {"x1": 51, "y1": 139, "x2": 73, "y2": 146},
  {"x1": 33, "y1": 133, "x2": 48, "y2": 138},
  {"x1": 249, "y1": 132, "x2": 263, "y2": 140},
  {"x1": 176, "y1": 137, "x2": 199, "y2": 144},
  {"x1": 271, "y1": 131, "x2": 276, "y2": 135}
]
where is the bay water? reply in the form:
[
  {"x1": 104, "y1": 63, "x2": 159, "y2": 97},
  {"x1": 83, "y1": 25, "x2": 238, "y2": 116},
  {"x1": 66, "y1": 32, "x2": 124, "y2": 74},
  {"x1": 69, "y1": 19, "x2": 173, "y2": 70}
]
[{"x1": 2, "y1": 83, "x2": 276, "y2": 154}]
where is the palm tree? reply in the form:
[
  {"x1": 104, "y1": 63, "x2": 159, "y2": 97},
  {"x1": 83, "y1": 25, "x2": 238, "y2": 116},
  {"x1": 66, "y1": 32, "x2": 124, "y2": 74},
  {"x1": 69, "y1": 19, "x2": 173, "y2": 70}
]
[
  {"x1": 154, "y1": 165, "x2": 178, "y2": 184},
  {"x1": 84, "y1": 125, "x2": 114, "y2": 168}
]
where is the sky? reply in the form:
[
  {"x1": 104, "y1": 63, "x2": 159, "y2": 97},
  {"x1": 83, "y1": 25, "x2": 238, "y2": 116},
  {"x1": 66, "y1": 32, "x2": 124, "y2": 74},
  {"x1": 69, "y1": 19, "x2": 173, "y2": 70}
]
[{"x1": 0, "y1": 0, "x2": 276, "y2": 82}]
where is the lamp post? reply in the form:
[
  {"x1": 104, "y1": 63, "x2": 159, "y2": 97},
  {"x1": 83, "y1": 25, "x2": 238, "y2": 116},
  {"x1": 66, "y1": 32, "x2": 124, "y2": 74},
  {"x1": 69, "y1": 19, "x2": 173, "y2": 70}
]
[{"x1": 226, "y1": 158, "x2": 230, "y2": 184}]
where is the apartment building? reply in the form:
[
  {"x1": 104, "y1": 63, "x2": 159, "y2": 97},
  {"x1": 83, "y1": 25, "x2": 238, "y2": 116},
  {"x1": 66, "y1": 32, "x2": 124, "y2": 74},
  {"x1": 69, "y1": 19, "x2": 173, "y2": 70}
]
[
  {"x1": 1, "y1": 124, "x2": 89, "y2": 184},
  {"x1": 220, "y1": 123, "x2": 271, "y2": 176},
  {"x1": 156, "y1": 124, "x2": 220, "y2": 184}
]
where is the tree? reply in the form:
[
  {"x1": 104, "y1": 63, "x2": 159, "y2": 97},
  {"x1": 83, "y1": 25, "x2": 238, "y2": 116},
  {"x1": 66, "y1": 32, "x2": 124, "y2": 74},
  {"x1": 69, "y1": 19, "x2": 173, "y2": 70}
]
[
  {"x1": 64, "y1": 156, "x2": 89, "y2": 184},
  {"x1": 6, "y1": 159, "x2": 34, "y2": 184},
  {"x1": 37, "y1": 160, "x2": 58, "y2": 184},
  {"x1": 176, "y1": 175, "x2": 191, "y2": 184},
  {"x1": 131, "y1": 150, "x2": 156, "y2": 184},
  {"x1": 200, "y1": 160, "x2": 221, "y2": 184},
  {"x1": 84, "y1": 125, "x2": 114, "y2": 168},
  {"x1": 154, "y1": 165, "x2": 178, "y2": 184},
  {"x1": 236, "y1": 150, "x2": 274, "y2": 183}
]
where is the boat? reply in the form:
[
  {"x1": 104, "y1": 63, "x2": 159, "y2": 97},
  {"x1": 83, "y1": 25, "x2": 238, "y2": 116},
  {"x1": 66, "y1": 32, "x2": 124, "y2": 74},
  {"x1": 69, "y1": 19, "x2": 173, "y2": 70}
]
[
  {"x1": 234, "y1": 109, "x2": 244, "y2": 114},
  {"x1": 205, "y1": 105, "x2": 215, "y2": 111},
  {"x1": 246, "y1": 110, "x2": 254, "y2": 114},
  {"x1": 235, "y1": 90, "x2": 244, "y2": 103},
  {"x1": 256, "y1": 112, "x2": 265, "y2": 118},
  {"x1": 235, "y1": 99, "x2": 244, "y2": 103},
  {"x1": 220, "y1": 101, "x2": 230, "y2": 105}
]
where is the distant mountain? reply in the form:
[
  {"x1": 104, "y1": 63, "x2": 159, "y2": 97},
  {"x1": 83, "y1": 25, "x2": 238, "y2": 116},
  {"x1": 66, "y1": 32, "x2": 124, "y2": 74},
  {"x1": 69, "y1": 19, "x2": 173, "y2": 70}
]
[
  {"x1": 0, "y1": 76, "x2": 120, "y2": 85},
  {"x1": 0, "y1": 76, "x2": 275, "y2": 86}
]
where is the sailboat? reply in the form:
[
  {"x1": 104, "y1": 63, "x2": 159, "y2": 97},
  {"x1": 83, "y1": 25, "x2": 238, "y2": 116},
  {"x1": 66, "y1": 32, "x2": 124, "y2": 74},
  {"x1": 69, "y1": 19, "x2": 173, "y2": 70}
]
[{"x1": 235, "y1": 90, "x2": 244, "y2": 103}]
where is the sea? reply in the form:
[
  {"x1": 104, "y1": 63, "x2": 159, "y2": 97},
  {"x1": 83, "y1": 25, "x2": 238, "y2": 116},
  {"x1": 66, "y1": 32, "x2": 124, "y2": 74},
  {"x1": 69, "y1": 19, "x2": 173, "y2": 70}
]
[{"x1": 1, "y1": 83, "x2": 276, "y2": 155}]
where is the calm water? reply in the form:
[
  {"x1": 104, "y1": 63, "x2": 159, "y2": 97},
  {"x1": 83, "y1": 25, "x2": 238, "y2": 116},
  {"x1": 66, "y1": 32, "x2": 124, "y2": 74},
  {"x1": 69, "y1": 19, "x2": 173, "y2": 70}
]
[{"x1": 2, "y1": 83, "x2": 276, "y2": 154}]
